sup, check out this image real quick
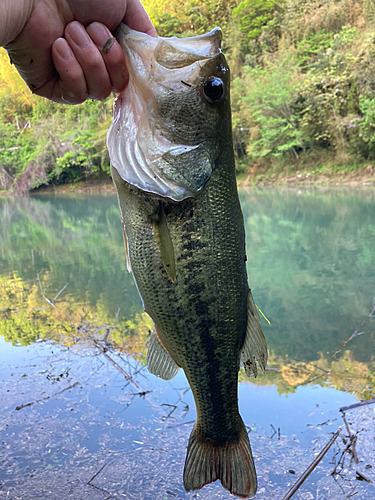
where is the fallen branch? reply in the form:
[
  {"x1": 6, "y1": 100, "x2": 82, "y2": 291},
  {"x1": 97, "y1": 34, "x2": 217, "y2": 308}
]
[
  {"x1": 93, "y1": 341, "x2": 164, "y2": 414},
  {"x1": 167, "y1": 420, "x2": 195, "y2": 429},
  {"x1": 339, "y1": 398, "x2": 375, "y2": 412},
  {"x1": 331, "y1": 439, "x2": 352, "y2": 476},
  {"x1": 356, "y1": 471, "x2": 373, "y2": 484},
  {"x1": 87, "y1": 462, "x2": 111, "y2": 495},
  {"x1": 281, "y1": 430, "x2": 340, "y2": 500},
  {"x1": 341, "y1": 411, "x2": 359, "y2": 464},
  {"x1": 88, "y1": 462, "x2": 107, "y2": 485},
  {"x1": 98, "y1": 344, "x2": 140, "y2": 389},
  {"x1": 52, "y1": 282, "x2": 69, "y2": 303},
  {"x1": 15, "y1": 381, "x2": 79, "y2": 411},
  {"x1": 36, "y1": 271, "x2": 56, "y2": 309}
]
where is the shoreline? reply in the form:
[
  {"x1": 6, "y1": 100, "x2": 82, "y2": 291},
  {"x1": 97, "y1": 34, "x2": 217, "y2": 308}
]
[
  {"x1": 1, "y1": 166, "x2": 375, "y2": 197},
  {"x1": 237, "y1": 164, "x2": 375, "y2": 188}
]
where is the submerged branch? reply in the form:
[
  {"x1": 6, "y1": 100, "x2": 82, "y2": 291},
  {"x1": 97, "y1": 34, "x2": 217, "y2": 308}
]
[
  {"x1": 92, "y1": 340, "x2": 165, "y2": 414},
  {"x1": 15, "y1": 381, "x2": 79, "y2": 411},
  {"x1": 281, "y1": 430, "x2": 340, "y2": 500},
  {"x1": 339, "y1": 398, "x2": 375, "y2": 412},
  {"x1": 341, "y1": 410, "x2": 359, "y2": 464}
]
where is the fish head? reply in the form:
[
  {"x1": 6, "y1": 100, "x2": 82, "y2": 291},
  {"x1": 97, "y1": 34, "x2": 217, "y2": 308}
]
[{"x1": 107, "y1": 25, "x2": 231, "y2": 202}]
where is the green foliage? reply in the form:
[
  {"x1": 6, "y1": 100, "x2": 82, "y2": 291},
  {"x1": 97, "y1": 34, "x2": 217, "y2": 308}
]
[
  {"x1": 294, "y1": 28, "x2": 360, "y2": 152},
  {"x1": 232, "y1": 55, "x2": 307, "y2": 160},
  {"x1": 44, "y1": 100, "x2": 111, "y2": 185},
  {"x1": 232, "y1": 0, "x2": 283, "y2": 40},
  {"x1": 0, "y1": 53, "x2": 113, "y2": 192},
  {"x1": 357, "y1": 96, "x2": 375, "y2": 156},
  {"x1": 231, "y1": 6, "x2": 375, "y2": 171},
  {"x1": 363, "y1": 0, "x2": 375, "y2": 25},
  {"x1": 143, "y1": 0, "x2": 237, "y2": 37},
  {"x1": 0, "y1": 0, "x2": 375, "y2": 189},
  {"x1": 0, "y1": 121, "x2": 37, "y2": 177},
  {"x1": 296, "y1": 30, "x2": 336, "y2": 69},
  {"x1": 282, "y1": 0, "x2": 362, "y2": 45}
]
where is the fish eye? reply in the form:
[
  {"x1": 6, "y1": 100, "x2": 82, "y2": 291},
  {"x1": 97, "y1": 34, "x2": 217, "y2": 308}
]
[{"x1": 202, "y1": 77, "x2": 224, "y2": 104}]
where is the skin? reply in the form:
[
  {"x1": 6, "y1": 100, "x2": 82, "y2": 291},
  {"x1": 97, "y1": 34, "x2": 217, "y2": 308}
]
[
  {"x1": 0, "y1": 0, "x2": 156, "y2": 103},
  {"x1": 109, "y1": 41, "x2": 261, "y2": 495}
]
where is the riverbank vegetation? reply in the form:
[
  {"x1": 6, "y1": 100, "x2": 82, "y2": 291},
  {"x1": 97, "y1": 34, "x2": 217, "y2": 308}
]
[
  {"x1": 2, "y1": 0, "x2": 375, "y2": 193},
  {"x1": 1, "y1": 271, "x2": 374, "y2": 399}
]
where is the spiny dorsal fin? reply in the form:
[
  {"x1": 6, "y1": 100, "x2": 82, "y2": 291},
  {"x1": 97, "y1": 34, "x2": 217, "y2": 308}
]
[
  {"x1": 152, "y1": 203, "x2": 176, "y2": 282},
  {"x1": 240, "y1": 291, "x2": 268, "y2": 378},
  {"x1": 147, "y1": 326, "x2": 180, "y2": 380}
]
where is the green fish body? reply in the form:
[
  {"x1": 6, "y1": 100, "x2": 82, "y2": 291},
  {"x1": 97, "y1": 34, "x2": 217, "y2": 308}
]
[{"x1": 107, "y1": 24, "x2": 267, "y2": 499}]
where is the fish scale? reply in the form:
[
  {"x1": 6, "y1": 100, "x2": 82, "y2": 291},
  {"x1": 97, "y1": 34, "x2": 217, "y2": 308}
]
[
  {"x1": 112, "y1": 154, "x2": 248, "y2": 462},
  {"x1": 108, "y1": 24, "x2": 268, "y2": 499}
]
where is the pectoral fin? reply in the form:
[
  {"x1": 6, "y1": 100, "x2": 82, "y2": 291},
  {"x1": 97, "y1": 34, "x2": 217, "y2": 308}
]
[
  {"x1": 240, "y1": 291, "x2": 268, "y2": 378},
  {"x1": 147, "y1": 327, "x2": 180, "y2": 380},
  {"x1": 121, "y1": 222, "x2": 132, "y2": 273},
  {"x1": 152, "y1": 203, "x2": 176, "y2": 282}
]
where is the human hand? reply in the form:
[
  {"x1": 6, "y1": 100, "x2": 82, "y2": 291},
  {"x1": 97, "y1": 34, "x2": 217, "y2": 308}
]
[{"x1": 2, "y1": 0, "x2": 156, "y2": 104}]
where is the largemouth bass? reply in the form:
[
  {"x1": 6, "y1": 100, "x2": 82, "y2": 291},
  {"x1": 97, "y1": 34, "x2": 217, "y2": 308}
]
[{"x1": 107, "y1": 24, "x2": 268, "y2": 499}]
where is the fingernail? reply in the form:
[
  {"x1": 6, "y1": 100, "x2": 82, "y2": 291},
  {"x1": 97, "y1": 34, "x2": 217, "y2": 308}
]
[
  {"x1": 54, "y1": 38, "x2": 74, "y2": 60},
  {"x1": 68, "y1": 22, "x2": 90, "y2": 48},
  {"x1": 87, "y1": 23, "x2": 113, "y2": 50}
]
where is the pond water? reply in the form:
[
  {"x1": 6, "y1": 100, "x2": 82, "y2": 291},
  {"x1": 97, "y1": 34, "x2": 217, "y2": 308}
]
[{"x1": 0, "y1": 187, "x2": 374, "y2": 500}]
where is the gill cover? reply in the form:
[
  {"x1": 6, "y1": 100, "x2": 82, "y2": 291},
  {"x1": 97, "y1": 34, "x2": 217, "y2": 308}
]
[{"x1": 107, "y1": 24, "x2": 226, "y2": 201}]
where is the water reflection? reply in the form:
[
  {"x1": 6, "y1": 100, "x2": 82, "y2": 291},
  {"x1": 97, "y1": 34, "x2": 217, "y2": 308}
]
[
  {"x1": 239, "y1": 188, "x2": 375, "y2": 365},
  {"x1": 0, "y1": 188, "x2": 374, "y2": 399}
]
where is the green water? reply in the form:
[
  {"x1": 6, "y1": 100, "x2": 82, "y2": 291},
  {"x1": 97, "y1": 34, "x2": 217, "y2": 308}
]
[
  {"x1": 0, "y1": 187, "x2": 374, "y2": 499},
  {"x1": 1, "y1": 188, "x2": 374, "y2": 367}
]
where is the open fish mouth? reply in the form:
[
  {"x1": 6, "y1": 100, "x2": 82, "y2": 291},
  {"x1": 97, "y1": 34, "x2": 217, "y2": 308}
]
[{"x1": 107, "y1": 24, "x2": 229, "y2": 201}]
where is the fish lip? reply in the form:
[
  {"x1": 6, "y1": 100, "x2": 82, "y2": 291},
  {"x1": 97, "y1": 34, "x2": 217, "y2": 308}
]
[
  {"x1": 114, "y1": 24, "x2": 223, "y2": 97},
  {"x1": 115, "y1": 23, "x2": 222, "y2": 61}
]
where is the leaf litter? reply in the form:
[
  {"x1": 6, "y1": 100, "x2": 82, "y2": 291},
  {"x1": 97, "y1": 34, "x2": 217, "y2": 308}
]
[{"x1": 0, "y1": 339, "x2": 374, "y2": 500}]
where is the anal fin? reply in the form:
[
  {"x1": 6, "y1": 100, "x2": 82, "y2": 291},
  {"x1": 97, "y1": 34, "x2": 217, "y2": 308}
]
[
  {"x1": 240, "y1": 290, "x2": 268, "y2": 378},
  {"x1": 147, "y1": 327, "x2": 180, "y2": 380}
]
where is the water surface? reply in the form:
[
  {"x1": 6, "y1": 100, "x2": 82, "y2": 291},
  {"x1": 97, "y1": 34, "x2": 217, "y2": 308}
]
[{"x1": 0, "y1": 187, "x2": 374, "y2": 499}]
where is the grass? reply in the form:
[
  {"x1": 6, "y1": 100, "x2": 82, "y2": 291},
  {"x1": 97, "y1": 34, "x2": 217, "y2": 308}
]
[{"x1": 237, "y1": 152, "x2": 375, "y2": 186}]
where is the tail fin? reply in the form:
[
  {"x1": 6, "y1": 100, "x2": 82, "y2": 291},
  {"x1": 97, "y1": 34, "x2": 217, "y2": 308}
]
[{"x1": 183, "y1": 420, "x2": 257, "y2": 498}]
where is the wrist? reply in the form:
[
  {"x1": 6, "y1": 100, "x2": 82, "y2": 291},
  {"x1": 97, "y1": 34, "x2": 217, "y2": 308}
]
[{"x1": 0, "y1": 0, "x2": 34, "y2": 47}]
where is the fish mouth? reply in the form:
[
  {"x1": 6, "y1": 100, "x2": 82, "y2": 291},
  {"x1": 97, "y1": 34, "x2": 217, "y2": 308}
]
[
  {"x1": 117, "y1": 23, "x2": 222, "y2": 73},
  {"x1": 107, "y1": 24, "x2": 226, "y2": 202}
]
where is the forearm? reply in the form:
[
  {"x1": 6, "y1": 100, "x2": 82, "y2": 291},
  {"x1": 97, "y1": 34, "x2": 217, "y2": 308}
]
[{"x1": 0, "y1": 0, "x2": 34, "y2": 47}]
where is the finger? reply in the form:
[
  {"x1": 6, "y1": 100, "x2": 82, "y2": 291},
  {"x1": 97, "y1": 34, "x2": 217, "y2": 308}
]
[
  {"x1": 64, "y1": 21, "x2": 112, "y2": 101},
  {"x1": 86, "y1": 22, "x2": 128, "y2": 93},
  {"x1": 51, "y1": 37, "x2": 89, "y2": 104},
  {"x1": 124, "y1": 0, "x2": 157, "y2": 37}
]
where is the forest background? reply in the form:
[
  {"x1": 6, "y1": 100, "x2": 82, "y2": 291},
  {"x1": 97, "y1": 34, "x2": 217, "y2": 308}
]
[{"x1": 2, "y1": 0, "x2": 375, "y2": 194}]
